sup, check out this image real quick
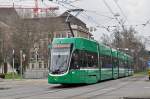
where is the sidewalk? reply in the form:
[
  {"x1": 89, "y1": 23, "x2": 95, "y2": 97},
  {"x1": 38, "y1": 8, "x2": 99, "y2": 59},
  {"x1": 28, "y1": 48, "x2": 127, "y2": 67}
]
[
  {"x1": 0, "y1": 78, "x2": 47, "y2": 83},
  {"x1": 0, "y1": 78, "x2": 3, "y2": 82}
]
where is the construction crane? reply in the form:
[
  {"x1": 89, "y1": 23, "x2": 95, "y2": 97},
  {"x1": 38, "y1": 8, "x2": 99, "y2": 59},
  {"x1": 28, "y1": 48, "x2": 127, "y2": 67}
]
[{"x1": 0, "y1": 0, "x2": 59, "y2": 17}]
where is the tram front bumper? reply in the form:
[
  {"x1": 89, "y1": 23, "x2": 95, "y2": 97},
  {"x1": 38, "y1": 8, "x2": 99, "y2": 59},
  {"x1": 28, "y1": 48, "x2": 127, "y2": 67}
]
[
  {"x1": 48, "y1": 71, "x2": 86, "y2": 84},
  {"x1": 48, "y1": 74, "x2": 72, "y2": 84}
]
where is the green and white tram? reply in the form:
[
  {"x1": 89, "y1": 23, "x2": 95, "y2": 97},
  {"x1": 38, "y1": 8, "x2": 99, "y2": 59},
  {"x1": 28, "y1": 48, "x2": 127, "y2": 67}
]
[{"x1": 48, "y1": 37, "x2": 133, "y2": 84}]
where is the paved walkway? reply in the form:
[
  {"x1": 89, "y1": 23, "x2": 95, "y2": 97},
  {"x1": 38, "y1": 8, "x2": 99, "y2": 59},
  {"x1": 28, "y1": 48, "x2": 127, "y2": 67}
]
[{"x1": 0, "y1": 78, "x2": 3, "y2": 82}]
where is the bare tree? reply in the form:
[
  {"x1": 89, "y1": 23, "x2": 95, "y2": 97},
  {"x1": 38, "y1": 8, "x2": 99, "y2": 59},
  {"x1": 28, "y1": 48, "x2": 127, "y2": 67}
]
[
  {"x1": 100, "y1": 33, "x2": 112, "y2": 47},
  {"x1": 12, "y1": 18, "x2": 42, "y2": 70},
  {"x1": 112, "y1": 28, "x2": 123, "y2": 49},
  {"x1": 111, "y1": 26, "x2": 146, "y2": 72},
  {"x1": 11, "y1": 15, "x2": 63, "y2": 71}
]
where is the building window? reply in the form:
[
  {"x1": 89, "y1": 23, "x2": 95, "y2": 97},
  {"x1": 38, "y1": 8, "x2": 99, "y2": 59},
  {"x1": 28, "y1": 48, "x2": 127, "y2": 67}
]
[
  {"x1": 32, "y1": 64, "x2": 34, "y2": 69},
  {"x1": 62, "y1": 33, "x2": 66, "y2": 37},
  {"x1": 39, "y1": 62, "x2": 42, "y2": 68},
  {"x1": 67, "y1": 33, "x2": 72, "y2": 38},
  {"x1": 56, "y1": 34, "x2": 60, "y2": 38},
  {"x1": 31, "y1": 52, "x2": 34, "y2": 58},
  {"x1": 44, "y1": 64, "x2": 47, "y2": 68}
]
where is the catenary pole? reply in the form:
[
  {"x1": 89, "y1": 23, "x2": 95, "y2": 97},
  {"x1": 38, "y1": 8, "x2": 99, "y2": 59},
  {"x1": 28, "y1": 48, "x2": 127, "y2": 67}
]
[
  {"x1": 20, "y1": 50, "x2": 23, "y2": 79},
  {"x1": 12, "y1": 49, "x2": 15, "y2": 80}
]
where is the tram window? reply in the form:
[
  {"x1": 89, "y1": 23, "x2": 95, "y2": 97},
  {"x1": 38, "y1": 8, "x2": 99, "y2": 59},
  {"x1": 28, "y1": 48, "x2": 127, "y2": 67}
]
[
  {"x1": 70, "y1": 50, "x2": 79, "y2": 69},
  {"x1": 112, "y1": 58, "x2": 118, "y2": 68},
  {"x1": 86, "y1": 51, "x2": 98, "y2": 68},
  {"x1": 70, "y1": 50, "x2": 98, "y2": 69},
  {"x1": 124, "y1": 61, "x2": 127, "y2": 68},
  {"x1": 81, "y1": 51, "x2": 87, "y2": 68},
  {"x1": 119, "y1": 60, "x2": 124, "y2": 68},
  {"x1": 102, "y1": 55, "x2": 112, "y2": 68}
]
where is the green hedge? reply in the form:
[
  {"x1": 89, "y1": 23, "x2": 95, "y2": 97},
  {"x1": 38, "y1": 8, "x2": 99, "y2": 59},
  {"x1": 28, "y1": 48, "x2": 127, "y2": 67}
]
[
  {"x1": 0, "y1": 73, "x2": 5, "y2": 78},
  {"x1": 5, "y1": 72, "x2": 21, "y2": 79}
]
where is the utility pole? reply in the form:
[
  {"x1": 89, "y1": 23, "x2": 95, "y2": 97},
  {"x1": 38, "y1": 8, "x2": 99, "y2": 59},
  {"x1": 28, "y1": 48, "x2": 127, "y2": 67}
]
[
  {"x1": 20, "y1": 50, "x2": 23, "y2": 79},
  {"x1": 35, "y1": 46, "x2": 38, "y2": 78},
  {"x1": 12, "y1": 0, "x2": 14, "y2": 8},
  {"x1": 12, "y1": 49, "x2": 15, "y2": 80},
  {"x1": 34, "y1": 0, "x2": 39, "y2": 17}
]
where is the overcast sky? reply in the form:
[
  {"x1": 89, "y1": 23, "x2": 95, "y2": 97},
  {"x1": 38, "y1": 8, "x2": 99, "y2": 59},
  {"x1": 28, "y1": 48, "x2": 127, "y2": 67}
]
[
  {"x1": 0, "y1": 0, "x2": 150, "y2": 49},
  {"x1": 72, "y1": 0, "x2": 150, "y2": 39}
]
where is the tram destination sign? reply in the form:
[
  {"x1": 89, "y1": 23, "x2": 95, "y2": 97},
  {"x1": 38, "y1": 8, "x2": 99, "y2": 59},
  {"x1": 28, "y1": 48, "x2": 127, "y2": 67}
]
[{"x1": 53, "y1": 44, "x2": 71, "y2": 48}]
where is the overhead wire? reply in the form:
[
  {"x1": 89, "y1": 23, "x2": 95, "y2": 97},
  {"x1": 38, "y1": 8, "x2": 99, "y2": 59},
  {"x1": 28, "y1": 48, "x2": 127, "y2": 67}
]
[
  {"x1": 49, "y1": 0, "x2": 112, "y2": 25},
  {"x1": 55, "y1": 0, "x2": 114, "y2": 19},
  {"x1": 112, "y1": 0, "x2": 128, "y2": 23},
  {"x1": 47, "y1": 0, "x2": 150, "y2": 32},
  {"x1": 102, "y1": 0, "x2": 132, "y2": 32},
  {"x1": 2, "y1": 0, "x2": 150, "y2": 30},
  {"x1": 69, "y1": 0, "x2": 83, "y2": 4}
]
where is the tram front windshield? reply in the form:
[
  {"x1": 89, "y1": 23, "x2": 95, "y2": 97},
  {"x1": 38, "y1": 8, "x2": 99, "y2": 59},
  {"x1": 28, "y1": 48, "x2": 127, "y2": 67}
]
[{"x1": 50, "y1": 45, "x2": 71, "y2": 74}]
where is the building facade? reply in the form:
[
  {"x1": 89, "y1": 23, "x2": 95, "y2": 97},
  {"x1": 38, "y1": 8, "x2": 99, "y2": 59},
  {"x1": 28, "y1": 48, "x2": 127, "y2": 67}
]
[{"x1": 23, "y1": 11, "x2": 93, "y2": 78}]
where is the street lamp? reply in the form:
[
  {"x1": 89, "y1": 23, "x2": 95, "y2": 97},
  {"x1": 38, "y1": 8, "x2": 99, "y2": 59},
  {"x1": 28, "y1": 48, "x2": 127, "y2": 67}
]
[
  {"x1": 20, "y1": 50, "x2": 26, "y2": 79},
  {"x1": 34, "y1": 46, "x2": 39, "y2": 78},
  {"x1": 12, "y1": 49, "x2": 15, "y2": 80}
]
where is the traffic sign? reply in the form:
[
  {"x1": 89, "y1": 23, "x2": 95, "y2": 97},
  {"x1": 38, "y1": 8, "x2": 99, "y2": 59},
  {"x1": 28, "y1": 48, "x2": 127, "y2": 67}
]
[{"x1": 147, "y1": 60, "x2": 150, "y2": 68}]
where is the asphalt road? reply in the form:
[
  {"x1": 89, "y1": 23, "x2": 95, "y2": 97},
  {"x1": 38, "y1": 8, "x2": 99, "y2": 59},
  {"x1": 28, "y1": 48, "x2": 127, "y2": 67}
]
[{"x1": 0, "y1": 75, "x2": 150, "y2": 99}]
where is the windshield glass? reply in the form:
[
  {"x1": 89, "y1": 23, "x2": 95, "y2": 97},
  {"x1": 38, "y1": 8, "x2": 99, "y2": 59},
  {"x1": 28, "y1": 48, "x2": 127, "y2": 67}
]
[{"x1": 50, "y1": 45, "x2": 71, "y2": 74}]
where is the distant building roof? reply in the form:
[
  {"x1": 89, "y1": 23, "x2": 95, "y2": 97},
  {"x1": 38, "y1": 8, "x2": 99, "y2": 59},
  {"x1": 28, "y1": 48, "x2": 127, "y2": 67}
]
[
  {"x1": 0, "y1": 8, "x2": 92, "y2": 38},
  {"x1": 21, "y1": 12, "x2": 86, "y2": 31},
  {"x1": 0, "y1": 8, "x2": 19, "y2": 26}
]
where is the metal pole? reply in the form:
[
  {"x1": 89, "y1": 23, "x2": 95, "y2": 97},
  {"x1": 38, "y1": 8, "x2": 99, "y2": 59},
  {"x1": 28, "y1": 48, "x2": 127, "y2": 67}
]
[
  {"x1": 36, "y1": 52, "x2": 38, "y2": 78},
  {"x1": 12, "y1": 49, "x2": 15, "y2": 80},
  {"x1": 35, "y1": 47, "x2": 38, "y2": 78},
  {"x1": 20, "y1": 50, "x2": 23, "y2": 79},
  {"x1": 12, "y1": 0, "x2": 14, "y2": 7}
]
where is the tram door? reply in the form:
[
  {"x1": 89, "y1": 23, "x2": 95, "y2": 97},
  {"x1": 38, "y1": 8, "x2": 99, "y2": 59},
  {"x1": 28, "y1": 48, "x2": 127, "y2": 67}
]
[
  {"x1": 113, "y1": 58, "x2": 119, "y2": 79},
  {"x1": 85, "y1": 51, "x2": 99, "y2": 83}
]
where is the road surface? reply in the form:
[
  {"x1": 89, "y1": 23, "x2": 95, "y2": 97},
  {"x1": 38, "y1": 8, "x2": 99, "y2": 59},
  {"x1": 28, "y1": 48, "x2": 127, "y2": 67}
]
[{"x1": 0, "y1": 75, "x2": 150, "y2": 99}]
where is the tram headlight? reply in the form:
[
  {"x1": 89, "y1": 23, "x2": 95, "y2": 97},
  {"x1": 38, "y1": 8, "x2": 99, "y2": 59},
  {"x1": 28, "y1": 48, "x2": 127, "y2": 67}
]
[{"x1": 71, "y1": 71, "x2": 75, "y2": 74}]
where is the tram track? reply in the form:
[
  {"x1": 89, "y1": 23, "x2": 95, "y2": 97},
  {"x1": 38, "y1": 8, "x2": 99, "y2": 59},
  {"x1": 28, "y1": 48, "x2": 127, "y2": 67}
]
[
  {"x1": 0, "y1": 84, "x2": 87, "y2": 99},
  {"x1": 65, "y1": 75, "x2": 146, "y2": 99},
  {"x1": 0, "y1": 85, "x2": 67, "y2": 99},
  {"x1": 17, "y1": 84, "x2": 91, "y2": 99},
  {"x1": 14, "y1": 89, "x2": 64, "y2": 99},
  {"x1": 0, "y1": 75, "x2": 146, "y2": 99},
  {"x1": 86, "y1": 75, "x2": 147, "y2": 99},
  {"x1": 11, "y1": 76, "x2": 143, "y2": 99},
  {"x1": 64, "y1": 82, "x2": 128, "y2": 99}
]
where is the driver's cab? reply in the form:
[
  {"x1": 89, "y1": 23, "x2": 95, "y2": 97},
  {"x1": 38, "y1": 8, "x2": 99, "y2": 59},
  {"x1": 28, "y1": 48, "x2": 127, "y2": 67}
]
[{"x1": 49, "y1": 44, "x2": 72, "y2": 75}]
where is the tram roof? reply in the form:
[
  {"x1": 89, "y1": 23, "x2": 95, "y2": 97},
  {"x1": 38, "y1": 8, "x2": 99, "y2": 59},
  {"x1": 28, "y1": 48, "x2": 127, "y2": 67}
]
[
  {"x1": 52, "y1": 37, "x2": 112, "y2": 55},
  {"x1": 52, "y1": 37, "x2": 133, "y2": 60},
  {"x1": 52, "y1": 37, "x2": 98, "y2": 52}
]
